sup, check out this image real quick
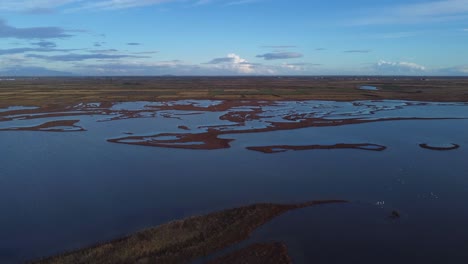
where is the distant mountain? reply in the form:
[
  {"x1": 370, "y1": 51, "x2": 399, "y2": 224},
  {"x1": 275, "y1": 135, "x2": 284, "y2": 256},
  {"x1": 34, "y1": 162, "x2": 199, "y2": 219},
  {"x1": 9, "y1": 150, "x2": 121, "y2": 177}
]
[{"x1": 0, "y1": 67, "x2": 73, "y2": 77}]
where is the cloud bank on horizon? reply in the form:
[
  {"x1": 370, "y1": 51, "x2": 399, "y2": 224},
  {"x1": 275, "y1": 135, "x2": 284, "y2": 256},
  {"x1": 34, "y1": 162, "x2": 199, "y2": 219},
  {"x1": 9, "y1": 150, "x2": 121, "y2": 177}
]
[{"x1": 0, "y1": 0, "x2": 467, "y2": 76}]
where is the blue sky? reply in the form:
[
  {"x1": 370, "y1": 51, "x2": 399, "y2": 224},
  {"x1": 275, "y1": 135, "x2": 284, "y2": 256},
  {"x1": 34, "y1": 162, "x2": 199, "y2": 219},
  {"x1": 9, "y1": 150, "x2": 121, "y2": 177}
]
[{"x1": 0, "y1": 0, "x2": 467, "y2": 76}]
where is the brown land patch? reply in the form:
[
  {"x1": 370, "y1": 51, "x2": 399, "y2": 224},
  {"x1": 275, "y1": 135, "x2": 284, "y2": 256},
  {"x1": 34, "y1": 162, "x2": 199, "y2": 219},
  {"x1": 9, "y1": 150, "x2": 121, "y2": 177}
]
[
  {"x1": 108, "y1": 116, "x2": 457, "y2": 150},
  {"x1": 32, "y1": 200, "x2": 347, "y2": 264},
  {"x1": 1, "y1": 77, "x2": 468, "y2": 109}
]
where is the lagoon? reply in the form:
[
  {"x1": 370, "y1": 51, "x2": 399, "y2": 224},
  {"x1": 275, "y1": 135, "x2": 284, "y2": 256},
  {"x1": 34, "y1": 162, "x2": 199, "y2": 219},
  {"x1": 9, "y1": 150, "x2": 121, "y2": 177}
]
[{"x1": 1, "y1": 100, "x2": 468, "y2": 263}]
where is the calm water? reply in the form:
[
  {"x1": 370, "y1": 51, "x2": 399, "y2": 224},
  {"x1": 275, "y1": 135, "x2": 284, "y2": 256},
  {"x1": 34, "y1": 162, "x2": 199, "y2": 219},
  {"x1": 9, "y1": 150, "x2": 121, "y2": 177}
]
[
  {"x1": 0, "y1": 100, "x2": 467, "y2": 263},
  {"x1": 360, "y1": 85, "x2": 379, "y2": 91}
]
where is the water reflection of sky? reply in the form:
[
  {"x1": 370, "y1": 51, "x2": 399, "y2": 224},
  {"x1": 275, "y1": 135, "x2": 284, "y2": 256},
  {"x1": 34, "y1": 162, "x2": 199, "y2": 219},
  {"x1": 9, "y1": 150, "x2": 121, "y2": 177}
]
[{"x1": 1, "y1": 100, "x2": 468, "y2": 263}]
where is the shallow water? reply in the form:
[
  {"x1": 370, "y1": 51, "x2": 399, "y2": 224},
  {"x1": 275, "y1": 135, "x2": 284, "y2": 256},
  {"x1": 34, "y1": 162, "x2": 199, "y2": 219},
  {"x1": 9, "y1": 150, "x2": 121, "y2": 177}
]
[
  {"x1": 0, "y1": 106, "x2": 38, "y2": 113},
  {"x1": 0, "y1": 100, "x2": 467, "y2": 263},
  {"x1": 360, "y1": 85, "x2": 379, "y2": 91}
]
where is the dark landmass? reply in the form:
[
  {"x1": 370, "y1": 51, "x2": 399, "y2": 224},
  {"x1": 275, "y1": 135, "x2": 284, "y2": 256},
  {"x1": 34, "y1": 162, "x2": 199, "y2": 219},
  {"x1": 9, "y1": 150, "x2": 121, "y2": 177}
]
[
  {"x1": 0, "y1": 120, "x2": 85, "y2": 132},
  {"x1": 108, "y1": 116, "x2": 456, "y2": 150},
  {"x1": 32, "y1": 200, "x2": 347, "y2": 264},
  {"x1": 1, "y1": 76, "x2": 468, "y2": 108},
  {"x1": 247, "y1": 143, "x2": 387, "y2": 153},
  {"x1": 419, "y1": 143, "x2": 460, "y2": 151}
]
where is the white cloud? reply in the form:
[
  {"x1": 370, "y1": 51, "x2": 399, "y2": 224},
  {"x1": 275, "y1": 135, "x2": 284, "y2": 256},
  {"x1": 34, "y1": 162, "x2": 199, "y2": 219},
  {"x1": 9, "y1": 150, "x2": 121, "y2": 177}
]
[
  {"x1": 454, "y1": 66, "x2": 468, "y2": 73},
  {"x1": 0, "y1": 0, "x2": 260, "y2": 11},
  {"x1": 352, "y1": 0, "x2": 468, "y2": 25},
  {"x1": 71, "y1": 54, "x2": 278, "y2": 75},
  {"x1": 374, "y1": 60, "x2": 427, "y2": 74},
  {"x1": 0, "y1": 0, "x2": 77, "y2": 11},
  {"x1": 439, "y1": 65, "x2": 468, "y2": 74},
  {"x1": 206, "y1": 53, "x2": 258, "y2": 74},
  {"x1": 280, "y1": 62, "x2": 321, "y2": 72},
  {"x1": 70, "y1": 0, "x2": 174, "y2": 11}
]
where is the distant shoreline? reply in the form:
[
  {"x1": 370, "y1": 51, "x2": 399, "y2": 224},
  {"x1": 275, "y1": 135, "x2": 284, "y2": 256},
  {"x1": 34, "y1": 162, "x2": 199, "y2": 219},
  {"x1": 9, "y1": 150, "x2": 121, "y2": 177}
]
[{"x1": 1, "y1": 76, "x2": 467, "y2": 108}]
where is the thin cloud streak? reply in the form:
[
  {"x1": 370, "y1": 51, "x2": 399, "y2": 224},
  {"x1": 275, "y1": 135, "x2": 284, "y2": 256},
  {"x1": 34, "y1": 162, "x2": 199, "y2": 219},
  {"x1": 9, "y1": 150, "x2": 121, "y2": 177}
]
[
  {"x1": 0, "y1": 0, "x2": 262, "y2": 12},
  {"x1": 261, "y1": 45, "x2": 297, "y2": 49},
  {"x1": 256, "y1": 52, "x2": 303, "y2": 60},
  {"x1": 344, "y1": 49, "x2": 372, "y2": 53},
  {"x1": 0, "y1": 19, "x2": 73, "y2": 39},
  {"x1": 26, "y1": 53, "x2": 150, "y2": 61},
  {"x1": 352, "y1": 0, "x2": 468, "y2": 25},
  {"x1": 0, "y1": 47, "x2": 76, "y2": 55}
]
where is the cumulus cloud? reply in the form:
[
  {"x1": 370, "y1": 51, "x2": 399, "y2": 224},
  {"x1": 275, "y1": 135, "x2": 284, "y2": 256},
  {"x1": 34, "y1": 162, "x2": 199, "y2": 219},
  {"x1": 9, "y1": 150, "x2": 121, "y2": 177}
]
[
  {"x1": 256, "y1": 52, "x2": 303, "y2": 60},
  {"x1": 0, "y1": 19, "x2": 73, "y2": 39},
  {"x1": 75, "y1": 52, "x2": 299, "y2": 76},
  {"x1": 374, "y1": 60, "x2": 426, "y2": 74},
  {"x1": 280, "y1": 62, "x2": 321, "y2": 71},
  {"x1": 73, "y1": 57, "x2": 278, "y2": 76},
  {"x1": 206, "y1": 53, "x2": 257, "y2": 74}
]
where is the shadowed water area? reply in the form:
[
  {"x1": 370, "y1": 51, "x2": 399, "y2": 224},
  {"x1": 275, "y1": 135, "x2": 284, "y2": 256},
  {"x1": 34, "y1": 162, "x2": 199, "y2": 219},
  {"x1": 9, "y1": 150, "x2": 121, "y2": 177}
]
[{"x1": 1, "y1": 99, "x2": 468, "y2": 263}]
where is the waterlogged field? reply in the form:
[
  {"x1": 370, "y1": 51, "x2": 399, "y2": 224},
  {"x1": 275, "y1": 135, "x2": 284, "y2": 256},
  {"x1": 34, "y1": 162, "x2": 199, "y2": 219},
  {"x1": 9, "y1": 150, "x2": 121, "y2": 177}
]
[{"x1": 1, "y1": 98, "x2": 468, "y2": 263}]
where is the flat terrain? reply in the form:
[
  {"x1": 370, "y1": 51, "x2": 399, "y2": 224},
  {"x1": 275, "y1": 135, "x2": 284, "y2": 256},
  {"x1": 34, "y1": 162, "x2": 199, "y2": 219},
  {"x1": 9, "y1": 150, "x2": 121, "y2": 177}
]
[
  {"x1": 1, "y1": 76, "x2": 468, "y2": 108},
  {"x1": 2, "y1": 76, "x2": 467, "y2": 263}
]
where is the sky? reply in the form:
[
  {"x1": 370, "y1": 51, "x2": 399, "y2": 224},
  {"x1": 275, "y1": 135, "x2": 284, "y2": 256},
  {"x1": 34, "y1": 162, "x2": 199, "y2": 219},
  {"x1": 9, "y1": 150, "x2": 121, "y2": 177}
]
[{"x1": 0, "y1": 0, "x2": 467, "y2": 76}]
